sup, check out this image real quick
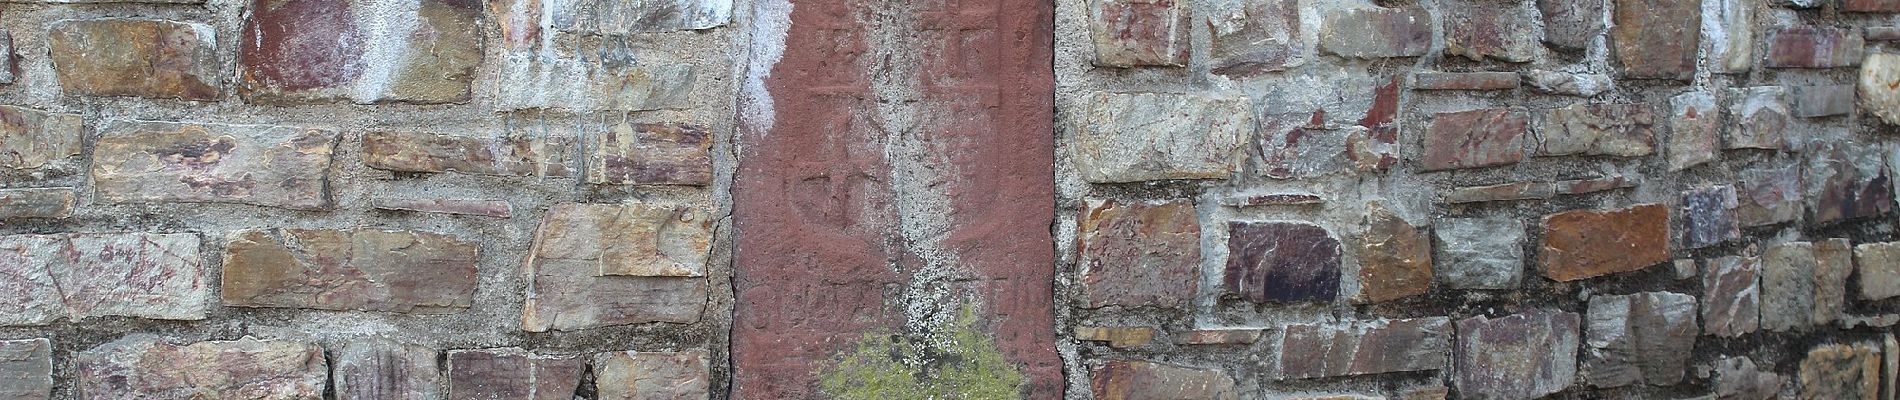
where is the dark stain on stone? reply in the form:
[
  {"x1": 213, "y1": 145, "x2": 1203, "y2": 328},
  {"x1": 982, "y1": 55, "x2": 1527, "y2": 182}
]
[{"x1": 1224, "y1": 221, "x2": 1340, "y2": 303}]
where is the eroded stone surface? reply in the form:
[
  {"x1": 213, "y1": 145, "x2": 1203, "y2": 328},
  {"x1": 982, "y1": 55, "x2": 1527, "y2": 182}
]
[
  {"x1": 0, "y1": 188, "x2": 76, "y2": 220},
  {"x1": 1536, "y1": 103, "x2": 1656, "y2": 157},
  {"x1": 1525, "y1": 70, "x2": 1614, "y2": 97},
  {"x1": 1088, "y1": 0, "x2": 1185, "y2": 67},
  {"x1": 1583, "y1": 292, "x2": 1698, "y2": 388},
  {"x1": 1419, "y1": 108, "x2": 1528, "y2": 171},
  {"x1": 333, "y1": 339, "x2": 441, "y2": 400},
  {"x1": 1277, "y1": 317, "x2": 1451, "y2": 379},
  {"x1": 1453, "y1": 310, "x2": 1581, "y2": 400},
  {"x1": 1443, "y1": 0, "x2": 1542, "y2": 62},
  {"x1": 495, "y1": 50, "x2": 696, "y2": 112},
  {"x1": 1611, "y1": 0, "x2": 1700, "y2": 79},
  {"x1": 0, "y1": 339, "x2": 49, "y2": 400},
  {"x1": 1225, "y1": 221, "x2": 1340, "y2": 303},
  {"x1": 0, "y1": 106, "x2": 82, "y2": 170},
  {"x1": 1702, "y1": 255, "x2": 1761, "y2": 337},
  {"x1": 1761, "y1": 242, "x2": 1818, "y2": 332},
  {"x1": 594, "y1": 350, "x2": 711, "y2": 400},
  {"x1": 1790, "y1": 85, "x2": 1856, "y2": 118},
  {"x1": 1434, "y1": 217, "x2": 1524, "y2": 290},
  {"x1": 1319, "y1": 5, "x2": 1432, "y2": 59},
  {"x1": 1705, "y1": 0, "x2": 1757, "y2": 73},
  {"x1": 60, "y1": 233, "x2": 208, "y2": 321},
  {"x1": 1847, "y1": 0, "x2": 1900, "y2": 11},
  {"x1": 1682, "y1": 186, "x2": 1740, "y2": 249},
  {"x1": 1854, "y1": 242, "x2": 1900, "y2": 300},
  {"x1": 1537, "y1": 0, "x2": 1604, "y2": 50},
  {"x1": 523, "y1": 202, "x2": 710, "y2": 331},
  {"x1": 222, "y1": 228, "x2": 480, "y2": 313},
  {"x1": 48, "y1": 19, "x2": 219, "y2": 100},
  {"x1": 239, "y1": 0, "x2": 483, "y2": 104},
  {"x1": 1091, "y1": 360, "x2": 1239, "y2": 400},
  {"x1": 1356, "y1": 203, "x2": 1431, "y2": 303},
  {"x1": 588, "y1": 122, "x2": 713, "y2": 186},
  {"x1": 1714, "y1": 357, "x2": 1783, "y2": 400},
  {"x1": 1255, "y1": 114, "x2": 1349, "y2": 179},
  {"x1": 1442, "y1": 181, "x2": 1555, "y2": 204},
  {"x1": 447, "y1": 348, "x2": 584, "y2": 400},
  {"x1": 496, "y1": 0, "x2": 732, "y2": 37},
  {"x1": 1798, "y1": 343, "x2": 1880, "y2": 400},
  {"x1": 1806, "y1": 139, "x2": 1894, "y2": 224},
  {"x1": 363, "y1": 131, "x2": 575, "y2": 177},
  {"x1": 1075, "y1": 326, "x2": 1157, "y2": 349},
  {"x1": 1206, "y1": 0, "x2": 1299, "y2": 77},
  {"x1": 1174, "y1": 329, "x2": 1264, "y2": 345},
  {"x1": 92, "y1": 121, "x2": 337, "y2": 210},
  {"x1": 1669, "y1": 91, "x2": 1720, "y2": 170},
  {"x1": 77, "y1": 336, "x2": 327, "y2": 399},
  {"x1": 1075, "y1": 92, "x2": 1250, "y2": 182},
  {"x1": 0, "y1": 236, "x2": 64, "y2": 326},
  {"x1": 1413, "y1": 72, "x2": 1519, "y2": 91},
  {"x1": 1728, "y1": 87, "x2": 1790, "y2": 150},
  {"x1": 1814, "y1": 239, "x2": 1853, "y2": 327},
  {"x1": 1737, "y1": 164, "x2": 1803, "y2": 226},
  {"x1": 1765, "y1": 27, "x2": 1864, "y2": 69},
  {"x1": 1539, "y1": 204, "x2": 1671, "y2": 281},
  {"x1": 1862, "y1": 54, "x2": 1900, "y2": 125},
  {"x1": 1077, "y1": 199, "x2": 1200, "y2": 308}
]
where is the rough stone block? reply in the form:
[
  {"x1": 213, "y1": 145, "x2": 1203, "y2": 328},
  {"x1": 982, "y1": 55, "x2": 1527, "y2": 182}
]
[
  {"x1": 1764, "y1": 27, "x2": 1864, "y2": 69},
  {"x1": 1443, "y1": 0, "x2": 1542, "y2": 62},
  {"x1": 222, "y1": 228, "x2": 480, "y2": 313},
  {"x1": 333, "y1": 339, "x2": 441, "y2": 400},
  {"x1": 1762, "y1": 242, "x2": 1819, "y2": 332},
  {"x1": 47, "y1": 19, "x2": 219, "y2": 101},
  {"x1": 495, "y1": 0, "x2": 732, "y2": 38},
  {"x1": 1538, "y1": 0, "x2": 1605, "y2": 50},
  {"x1": 1714, "y1": 357, "x2": 1783, "y2": 400},
  {"x1": 1412, "y1": 72, "x2": 1519, "y2": 91},
  {"x1": 0, "y1": 106, "x2": 82, "y2": 170},
  {"x1": 60, "y1": 233, "x2": 208, "y2": 321},
  {"x1": 1087, "y1": 0, "x2": 1185, "y2": 67},
  {"x1": 1702, "y1": 255, "x2": 1761, "y2": 337},
  {"x1": 1806, "y1": 139, "x2": 1895, "y2": 224},
  {"x1": 1255, "y1": 114, "x2": 1348, "y2": 179},
  {"x1": 1539, "y1": 204, "x2": 1671, "y2": 281},
  {"x1": 1727, "y1": 87, "x2": 1790, "y2": 150},
  {"x1": 1277, "y1": 317, "x2": 1451, "y2": 379},
  {"x1": 495, "y1": 50, "x2": 696, "y2": 112},
  {"x1": 1790, "y1": 85, "x2": 1856, "y2": 118},
  {"x1": 1352, "y1": 79, "x2": 1403, "y2": 172},
  {"x1": 1855, "y1": 242, "x2": 1900, "y2": 300},
  {"x1": 1861, "y1": 53, "x2": 1900, "y2": 125},
  {"x1": 1434, "y1": 217, "x2": 1525, "y2": 290},
  {"x1": 1524, "y1": 70, "x2": 1614, "y2": 96},
  {"x1": 1077, "y1": 199, "x2": 1200, "y2": 308},
  {"x1": 1355, "y1": 203, "x2": 1431, "y2": 303},
  {"x1": 1535, "y1": 103, "x2": 1656, "y2": 157},
  {"x1": 1815, "y1": 239, "x2": 1853, "y2": 326},
  {"x1": 363, "y1": 131, "x2": 576, "y2": 177},
  {"x1": 594, "y1": 350, "x2": 711, "y2": 400},
  {"x1": 1705, "y1": 0, "x2": 1757, "y2": 73},
  {"x1": 447, "y1": 348, "x2": 584, "y2": 400},
  {"x1": 239, "y1": 0, "x2": 482, "y2": 104},
  {"x1": 0, "y1": 339, "x2": 49, "y2": 400},
  {"x1": 1668, "y1": 91, "x2": 1720, "y2": 170},
  {"x1": 1074, "y1": 92, "x2": 1250, "y2": 182},
  {"x1": 0, "y1": 236, "x2": 64, "y2": 326},
  {"x1": 1453, "y1": 310, "x2": 1581, "y2": 399},
  {"x1": 1206, "y1": 0, "x2": 1299, "y2": 77},
  {"x1": 588, "y1": 122, "x2": 713, "y2": 185},
  {"x1": 1681, "y1": 186, "x2": 1740, "y2": 249},
  {"x1": 523, "y1": 202, "x2": 710, "y2": 331},
  {"x1": 1798, "y1": 343, "x2": 1880, "y2": 400},
  {"x1": 77, "y1": 336, "x2": 327, "y2": 399},
  {"x1": 1737, "y1": 164, "x2": 1803, "y2": 226},
  {"x1": 1173, "y1": 329, "x2": 1264, "y2": 345},
  {"x1": 1611, "y1": 0, "x2": 1701, "y2": 79},
  {"x1": 1583, "y1": 292, "x2": 1698, "y2": 387},
  {"x1": 92, "y1": 121, "x2": 337, "y2": 210},
  {"x1": 0, "y1": 31, "x2": 13, "y2": 85},
  {"x1": 1847, "y1": 0, "x2": 1900, "y2": 11},
  {"x1": 1319, "y1": 5, "x2": 1432, "y2": 59},
  {"x1": 1419, "y1": 108, "x2": 1529, "y2": 171},
  {"x1": 1074, "y1": 326, "x2": 1157, "y2": 349},
  {"x1": 1224, "y1": 221, "x2": 1340, "y2": 303},
  {"x1": 372, "y1": 198, "x2": 513, "y2": 218},
  {"x1": 0, "y1": 188, "x2": 76, "y2": 220},
  {"x1": 1091, "y1": 359, "x2": 1238, "y2": 400}
]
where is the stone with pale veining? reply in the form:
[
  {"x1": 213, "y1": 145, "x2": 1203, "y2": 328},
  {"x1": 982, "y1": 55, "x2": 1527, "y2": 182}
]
[
  {"x1": 1583, "y1": 292, "x2": 1698, "y2": 388},
  {"x1": 0, "y1": 188, "x2": 75, "y2": 220},
  {"x1": 1525, "y1": 70, "x2": 1614, "y2": 97},
  {"x1": 61, "y1": 233, "x2": 208, "y2": 321},
  {"x1": 1702, "y1": 255, "x2": 1761, "y2": 337},
  {"x1": 1087, "y1": 0, "x2": 1186, "y2": 67},
  {"x1": 1454, "y1": 310, "x2": 1581, "y2": 400},
  {"x1": 0, "y1": 106, "x2": 81, "y2": 170},
  {"x1": 92, "y1": 121, "x2": 337, "y2": 210},
  {"x1": 1277, "y1": 317, "x2": 1451, "y2": 379},
  {"x1": 588, "y1": 122, "x2": 713, "y2": 186},
  {"x1": 495, "y1": 0, "x2": 731, "y2": 39},
  {"x1": 1764, "y1": 27, "x2": 1864, "y2": 69},
  {"x1": 333, "y1": 339, "x2": 441, "y2": 400},
  {"x1": 594, "y1": 350, "x2": 711, "y2": 400},
  {"x1": 1737, "y1": 164, "x2": 1803, "y2": 226},
  {"x1": 0, "y1": 339, "x2": 49, "y2": 400},
  {"x1": 1075, "y1": 92, "x2": 1250, "y2": 182},
  {"x1": 1611, "y1": 0, "x2": 1701, "y2": 79},
  {"x1": 77, "y1": 336, "x2": 327, "y2": 400},
  {"x1": 1443, "y1": 0, "x2": 1542, "y2": 62},
  {"x1": 1356, "y1": 203, "x2": 1431, "y2": 303},
  {"x1": 239, "y1": 0, "x2": 482, "y2": 104},
  {"x1": 1091, "y1": 360, "x2": 1239, "y2": 400},
  {"x1": 1806, "y1": 139, "x2": 1895, "y2": 224},
  {"x1": 1861, "y1": 53, "x2": 1900, "y2": 125},
  {"x1": 48, "y1": 19, "x2": 219, "y2": 100},
  {"x1": 1255, "y1": 114, "x2": 1349, "y2": 179},
  {"x1": 1540, "y1": 204, "x2": 1671, "y2": 281},
  {"x1": 1224, "y1": 221, "x2": 1340, "y2": 303},
  {"x1": 1434, "y1": 217, "x2": 1524, "y2": 290},
  {"x1": 447, "y1": 348, "x2": 584, "y2": 400},
  {"x1": 222, "y1": 228, "x2": 480, "y2": 313},
  {"x1": 1705, "y1": 0, "x2": 1756, "y2": 73},
  {"x1": 363, "y1": 131, "x2": 575, "y2": 177},
  {"x1": 1077, "y1": 199, "x2": 1200, "y2": 308}
]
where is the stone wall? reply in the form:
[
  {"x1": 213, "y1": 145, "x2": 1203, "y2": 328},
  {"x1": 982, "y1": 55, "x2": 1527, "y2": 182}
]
[{"x1": 1, "y1": 0, "x2": 1899, "y2": 398}]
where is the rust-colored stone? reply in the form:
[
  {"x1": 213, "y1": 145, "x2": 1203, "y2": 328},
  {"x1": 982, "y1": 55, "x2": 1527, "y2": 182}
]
[
  {"x1": 1610, "y1": 0, "x2": 1700, "y2": 80},
  {"x1": 587, "y1": 122, "x2": 713, "y2": 186},
  {"x1": 1540, "y1": 204, "x2": 1671, "y2": 281},
  {"x1": 1356, "y1": 203, "x2": 1431, "y2": 303},
  {"x1": 1092, "y1": 360, "x2": 1239, "y2": 400},
  {"x1": 1076, "y1": 199, "x2": 1200, "y2": 308},
  {"x1": 47, "y1": 19, "x2": 220, "y2": 100},
  {"x1": 77, "y1": 336, "x2": 328, "y2": 399},
  {"x1": 1764, "y1": 27, "x2": 1864, "y2": 69}
]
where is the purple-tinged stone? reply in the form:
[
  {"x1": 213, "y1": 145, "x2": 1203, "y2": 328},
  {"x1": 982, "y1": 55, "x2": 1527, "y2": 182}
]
[{"x1": 1224, "y1": 221, "x2": 1340, "y2": 303}]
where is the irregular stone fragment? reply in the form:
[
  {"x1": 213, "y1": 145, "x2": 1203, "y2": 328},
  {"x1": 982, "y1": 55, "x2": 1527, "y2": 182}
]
[
  {"x1": 1277, "y1": 317, "x2": 1451, "y2": 379},
  {"x1": 1206, "y1": 0, "x2": 1300, "y2": 77},
  {"x1": 1434, "y1": 217, "x2": 1525, "y2": 290},
  {"x1": 1681, "y1": 186, "x2": 1740, "y2": 249},
  {"x1": 1173, "y1": 329, "x2": 1264, "y2": 345},
  {"x1": 1737, "y1": 164, "x2": 1803, "y2": 226},
  {"x1": 333, "y1": 339, "x2": 441, "y2": 400},
  {"x1": 1704, "y1": 0, "x2": 1757, "y2": 73},
  {"x1": 92, "y1": 120, "x2": 337, "y2": 210},
  {"x1": 1538, "y1": 0, "x2": 1605, "y2": 50},
  {"x1": 1074, "y1": 326, "x2": 1157, "y2": 349},
  {"x1": 495, "y1": 0, "x2": 732, "y2": 37},
  {"x1": 0, "y1": 236, "x2": 64, "y2": 326},
  {"x1": 1669, "y1": 91, "x2": 1720, "y2": 170},
  {"x1": 1540, "y1": 204, "x2": 1671, "y2": 281},
  {"x1": 0, "y1": 106, "x2": 81, "y2": 170},
  {"x1": 1355, "y1": 204, "x2": 1431, "y2": 303},
  {"x1": 1673, "y1": 259, "x2": 1698, "y2": 280},
  {"x1": 47, "y1": 19, "x2": 218, "y2": 100},
  {"x1": 1854, "y1": 242, "x2": 1900, "y2": 300},
  {"x1": 1806, "y1": 139, "x2": 1895, "y2": 224},
  {"x1": 363, "y1": 131, "x2": 575, "y2": 177},
  {"x1": 1090, "y1": 360, "x2": 1238, "y2": 400},
  {"x1": 372, "y1": 198, "x2": 513, "y2": 218},
  {"x1": 1453, "y1": 310, "x2": 1581, "y2": 399},
  {"x1": 0, "y1": 339, "x2": 48, "y2": 400},
  {"x1": 1318, "y1": 5, "x2": 1432, "y2": 59},
  {"x1": 1077, "y1": 199, "x2": 1200, "y2": 308},
  {"x1": 77, "y1": 336, "x2": 327, "y2": 399},
  {"x1": 1714, "y1": 356, "x2": 1783, "y2": 400},
  {"x1": 1798, "y1": 343, "x2": 1880, "y2": 400},
  {"x1": 1224, "y1": 221, "x2": 1340, "y2": 303},
  {"x1": 1536, "y1": 103, "x2": 1656, "y2": 157},
  {"x1": 1814, "y1": 239, "x2": 1853, "y2": 326},
  {"x1": 1761, "y1": 242, "x2": 1817, "y2": 332},
  {"x1": 1702, "y1": 255, "x2": 1761, "y2": 337},
  {"x1": 1583, "y1": 292, "x2": 1698, "y2": 387},
  {"x1": 1764, "y1": 27, "x2": 1864, "y2": 69},
  {"x1": 239, "y1": 0, "x2": 482, "y2": 104},
  {"x1": 1412, "y1": 72, "x2": 1519, "y2": 91},
  {"x1": 1074, "y1": 92, "x2": 1250, "y2": 182},
  {"x1": 1861, "y1": 53, "x2": 1900, "y2": 125},
  {"x1": 1727, "y1": 87, "x2": 1789, "y2": 150},
  {"x1": 588, "y1": 122, "x2": 713, "y2": 185},
  {"x1": 1524, "y1": 70, "x2": 1614, "y2": 97},
  {"x1": 1401, "y1": 387, "x2": 1450, "y2": 400},
  {"x1": 1442, "y1": 0, "x2": 1542, "y2": 62},
  {"x1": 0, "y1": 188, "x2": 75, "y2": 220},
  {"x1": 1255, "y1": 113, "x2": 1347, "y2": 179},
  {"x1": 222, "y1": 228, "x2": 480, "y2": 313},
  {"x1": 58, "y1": 233, "x2": 208, "y2": 321},
  {"x1": 1610, "y1": 0, "x2": 1701, "y2": 80},
  {"x1": 447, "y1": 348, "x2": 584, "y2": 400},
  {"x1": 523, "y1": 203, "x2": 711, "y2": 331},
  {"x1": 1087, "y1": 0, "x2": 1186, "y2": 67},
  {"x1": 594, "y1": 350, "x2": 711, "y2": 400},
  {"x1": 1790, "y1": 85, "x2": 1856, "y2": 118},
  {"x1": 1419, "y1": 108, "x2": 1528, "y2": 171},
  {"x1": 1442, "y1": 182, "x2": 1555, "y2": 204},
  {"x1": 1351, "y1": 79, "x2": 1402, "y2": 172},
  {"x1": 1847, "y1": 0, "x2": 1900, "y2": 11}
]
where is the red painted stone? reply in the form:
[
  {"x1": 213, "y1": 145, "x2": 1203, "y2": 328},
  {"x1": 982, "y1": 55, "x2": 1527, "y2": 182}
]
[{"x1": 729, "y1": 0, "x2": 1060, "y2": 396}]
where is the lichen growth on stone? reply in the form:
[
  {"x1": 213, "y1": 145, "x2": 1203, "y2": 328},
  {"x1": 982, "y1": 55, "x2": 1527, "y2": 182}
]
[{"x1": 817, "y1": 307, "x2": 1025, "y2": 399}]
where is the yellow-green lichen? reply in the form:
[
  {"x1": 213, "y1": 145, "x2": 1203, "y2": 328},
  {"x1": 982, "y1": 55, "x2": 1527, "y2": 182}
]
[{"x1": 817, "y1": 308, "x2": 1025, "y2": 399}]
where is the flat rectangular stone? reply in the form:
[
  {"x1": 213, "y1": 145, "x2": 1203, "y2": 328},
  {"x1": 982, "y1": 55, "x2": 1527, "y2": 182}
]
[
  {"x1": 1225, "y1": 193, "x2": 1323, "y2": 207},
  {"x1": 495, "y1": 51, "x2": 696, "y2": 112},
  {"x1": 1611, "y1": 0, "x2": 1700, "y2": 79},
  {"x1": 0, "y1": 106, "x2": 82, "y2": 170},
  {"x1": 77, "y1": 336, "x2": 327, "y2": 399},
  {"x1": 1413, "y1": 72, "x2": 1520, "y2": 91},
  {"x1": 0, "y1": 188, "x2": 75, "y2": 220},
  {"x1": 372, "y1": 198, "x2": 513, "y2": 218},
  {"x1": 1538, "y1": 0, "x2": 1605, "y2": 50},
  {"x1": 1075, "y1": 92, "x2": 1250, "y2": 182},
  {"x1": 1454, "y1": 310, "x2": 1580, "y2": 399},
  {"x1": 1855, "y1": 242, "x2": 1900, "y2": 300},
  {"x1": 1442, "y1": 0, "x2": 1542, "y2": 62},
  {"x1": 1815, "y1": 239, "x2": 1853, "y2": 327},
  {"x1": 334, "y1": 339, "x2": 441, "y2": 400},
  {"x1": 1419, "y1": 108, "x2": 1528, "y2": 171},
  {"x1": 239, "y1": 0, "x2": 482, "y2": 104},
  {"x1": 48, "y1": 19, "x2": 218, "y2": 100},
  {"x1": 1077, "y1": 199, "x2": 1200, "y2": 308},
  {"x1": 1799, "y1": 343, "x2": 1880, "y2": 400},
  {"x1": 1536, "y1": 103, "x2": 1656, "y2": 157},
  {"x1": 1790, "y1": 85, "x2": 1856, "y2": 117},
  {"x1": 1765, "y1": 27, "x2": 1864, "y2": 68},
  {"x1": 1355, "y1": 203, "x2": 1432, "y2": 303},
  {"x1": 363, "y1": 131, "x2": 575, "y2": 177},
  {"x1": 222, "y1": 228, "x2": 479, "y2": 313},
  {"x1": 1087, "y1": 0, "x2": 1186, "y2": 67},
  {"x1": 496, "y1": 0, "x2": 731, "y2": 37},
  {"x1": 1225, "y1": 221, "x2": 1341, "y2": 303},
  {"x1": 1435, "y1": 217, "x2": 1525, "y2": 290},
  {"x1": 1847, "y1": 0, "x2": 1900, "y2": 11},
  {"x1": 1583, "y1": 292, "x2": 1698, "y2": 388},
  {"x1": 1319, "y1": 6, "x2": 1432, "y2": 58},
  {"x1": 1869, "y1": 27, "x2": 1900, "y2": 41},
  {"x1": 1762, "y1": 242, "x2": 1819, "y2": 332},
  {"x1": 523, "y1": 203, "x2": 711, "y2": 331},
  {"x1": 1256, "y1": 115, "x2": 1348, "y2": 179},
  {"x1": 1737, "y1": 164, "x2": 1803, "y2": 226},
  {"x1": 1681, "y1": 186, "x2": 1740, "y2": 249},
  {"x1": 1277, "y1": 317, "x2": 1451, "y2": 379},
  {"x1": 1206, "y1": 0, "x2": 1299, "y2": 77},
  {"x1": 1074, "y1": 326, "x2": 1157, "y2": 349},
  {"x1": 1540, "y1": 204, "x2": 1671, "y2": 281},
  {"x1": 1173, "y1": 329, "x2": 1265, "y2": 345},
  {"x1": 594, "y1": 350, "x2": 711, "y2": 400},
  {"x1": 587, "y1": 122, "x2": 713, "y2": 185},
  {"x1": 92, "y1": 121, "x2": 337, "y2": 210},
  {"x1": 447, "y1": 349, "x2": 584, "y2": 400},
  {"x1": 0, "y1": 339, "x2": 49, "y2": 400},
  {"x1": 1702, "y1": 255, "x2": 1761, "y2": 337},
  {"x1": 1555, "y1": 175, "x2": 1636, "y2": 195},
  {"x1": 57, "y1": 233, "x2": 208, "y2": 321},
  {"x1": 1092, "y1": 360, "x2": 1238, "y2": 400},
  {"x1": 1524, "y1": 70, "x2": 1614, "y2": 97},
  {"x1": 1668, "y1": 91, "x2": 1720, "y2": 170}
]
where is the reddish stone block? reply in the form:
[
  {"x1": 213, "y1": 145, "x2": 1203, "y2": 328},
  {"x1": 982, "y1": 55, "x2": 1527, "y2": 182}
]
[
  {"x1": 1765, "y1": 27, "x2": 1864, "y2": 69},
  {"x1": 1076, "y1": 199, "x2": 1201, "y2": 308},
  {"x1": 1088, "y1": 0, "x2": 1186, "y2": 67},
  {"x1": 1419, "y1": 108, "x2": 1528, "y2": 171},
  {"x1": 48, "y1": 19, "x2": 219, "y2": 101},
  {"x1": 1351, "y1": 79, "x2": 1402, "y2": 172},
  {"x1": 334, "y1": 339, "x2": 441, "y2": 400},
  {"x1": 221, "y1": 228, "x2": 480, "y2": 313},
  {"x1": 1703, "y1": 256, "x2": 1760, "y2": 337},
  {"x1": 1540, "y1": 204, "x2": 1671, "y2": 281},
  {"x1": 1847, "y1": 0, "x2": 1900, "y2": 12},
  {"x1": 1277, "y1": 317, "x2": 1451, "y2": 379},
  {"x1": 447, "y1": 349, "x2": 584, "y2": 400},
  {"x1": 1256, "y1": 113, "x2": 1348, "y2": 179},
  {"x1": 92, "y1": 121, "x2": 337, "y2": 211},
  {"x1": 1224, "y1": 221, "x2": 1341, "y2": 303},
  {"x1": 1555, "y1": 175, "x2": 1636, "y2": 195},
  {"x1": 58, "y1": 233, "x2": 210, "y2": 321},
  {"x1": 239, "y1": 0, "x2": 483, "y2": 104},
  {"x1": 588, "y1": 122, "x2": 713, "y2": 186},
  {"x1": 1091, "y1": 360, "x2": 1238, "y2": 400},
  {"x1": 1611, "y1": 0, "x2": 1700, "y2": 79},
  {"x1": 1454, "y1": 310, "x2": 1581, "y2": 399},
  {"x1": 78, "y1": 336, "x2": 327, "y2": 399},
  {"x1": 1806, "y1": 140, "x2": 1894, "y2": 224}
]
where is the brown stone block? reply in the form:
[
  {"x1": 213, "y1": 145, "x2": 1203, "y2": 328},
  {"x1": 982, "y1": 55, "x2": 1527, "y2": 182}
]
[{"x1": 1540, "y1": 204, "x2": 1671, "y2": 281}]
